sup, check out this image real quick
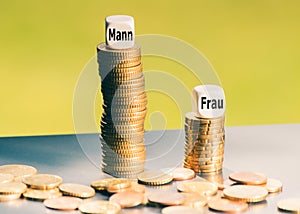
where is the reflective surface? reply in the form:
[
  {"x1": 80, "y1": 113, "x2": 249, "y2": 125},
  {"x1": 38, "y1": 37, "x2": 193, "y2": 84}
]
[{"x1": 1, "y1": 124, "x2": 300, "y2": 213}]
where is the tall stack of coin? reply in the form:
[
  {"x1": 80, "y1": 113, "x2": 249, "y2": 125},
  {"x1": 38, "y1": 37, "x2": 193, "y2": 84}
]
[
  {"x1": 97, "y1": 15, "x2": 147, "y2": 178},
  {"x1": 184, "y1": 85, "x2": 226, "y2": 173}
]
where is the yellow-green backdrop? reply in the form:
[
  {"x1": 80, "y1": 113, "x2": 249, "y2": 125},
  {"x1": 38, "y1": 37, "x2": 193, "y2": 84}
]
[{"x1": 1, "y1": 0, "x2": 300, "y2": 137}]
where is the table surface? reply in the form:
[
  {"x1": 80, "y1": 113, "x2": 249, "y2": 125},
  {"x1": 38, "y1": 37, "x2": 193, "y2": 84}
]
[{"x1": 0, "y1": 124, "x2": 300, "y2": 214}]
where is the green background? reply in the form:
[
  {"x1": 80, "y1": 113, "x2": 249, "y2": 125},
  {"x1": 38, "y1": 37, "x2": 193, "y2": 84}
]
[{"x1": 1, "y1": 0, "x2": 300, "y2": 137}]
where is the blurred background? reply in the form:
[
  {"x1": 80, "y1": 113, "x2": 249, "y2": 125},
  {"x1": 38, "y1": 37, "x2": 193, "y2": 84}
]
[{"x1": 1, "y1": 0, "x2": 300, "y2": 137}]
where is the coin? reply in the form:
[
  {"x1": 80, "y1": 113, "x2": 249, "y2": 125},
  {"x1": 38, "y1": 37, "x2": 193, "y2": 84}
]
[
  {"x1": 177, "y1": 181, "x2": 218, "y2": 196},
  {"x1": 229, "y1": 171, "x2": 268, "y2": 185},
  {"x1": 161, "y1": 206, "x2": 202, "y2": 214},
  {"x1": 91, "y1": 178, "x2": 120, "y2": 191},
  {"x1": 208, "y1": 198, "x2": 248, "y2": 212},
  {"x1": 0, "y1": 181, "x2": 27, "y2": 194},
  {"x1": 109, "y1": 190, "x2": 144, "y2": 208},
  {"x1": 148, "y1": 192, "x2": 185, "y2": 206},
  {"x1": 223, "y1": 185, "x2": 268, "y2": 203},
  {"x1": 79, "y1": 200, "x2": 121, "y2": 214},
  {"x1": 129, "y1": 182, "x2": 146, "y2": 193},
  {"x1": 264, "y1": 178, "x2": 283, "y2": 193},
  {"x1": 23, "y1": 174, "x2": 63, "y2": 190},
  {"x1": 171, "y1": 168, "x2": 195, "y2": 181},
  {"x1": 181, "y1": 192, "x2": 207, "y2": 208},
  {"x1": 0, "y1": 193, "x2": 21, "y2": 202},
  {"x1": 44, "y1": 196, "x2": 83, "y2": 210},
  {"x1": 106, "y1": 179, "x2": 132, "y2": 193},
  {"x1": 59, "y1": 183, "x2": 95, "y2": 198},
  {"x1": 0, "y1": 173, "x2": 14, "y2": 184},
  {"x1": 23, "y1": 188, "x2": 62, "y2": 201},
  {"x1": 137, "y1": 170, "x2": 173, "y2": 185},
  {"x1": 97, "y1": 42, "x2": 140, "y2": 58},
  {"x1": 277, "y1": 198, "x2": 300, "y2": 212},
  {"x1": 0, "y1": 165, "x2": 37, "y2": 180}
]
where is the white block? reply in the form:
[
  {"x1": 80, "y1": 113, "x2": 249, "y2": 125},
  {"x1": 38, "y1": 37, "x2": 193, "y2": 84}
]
[
  {"x1": 192, "y1": 85, "x2": 225, "y2": 118},
  {"x1": 105, "y1": 15, "x2": 135, "y2": 49}
]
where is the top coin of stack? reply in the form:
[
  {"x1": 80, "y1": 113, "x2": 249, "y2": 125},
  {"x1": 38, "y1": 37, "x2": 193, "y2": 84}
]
[
  {"x1": 184, "y1": 85, "x2": 226, "y2": 173},
  {"x1": 97, "y1": 15, "x2": 147, "y2": 178}
]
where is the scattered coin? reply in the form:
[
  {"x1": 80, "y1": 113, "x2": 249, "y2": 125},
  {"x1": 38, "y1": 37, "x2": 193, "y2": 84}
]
[
  {"x1": 181, "y1": 192, "x2": 207, "y2": 208},
  {"x1": 0, "y1": 181, "x2": 27, "y2": 194},
  {"x1": 223, "y1": 185, "x2": 268, "y2": 203},
  {"x1": 177, "y1": 181, "x2": 218, "y2": 196},
  {"x1": 59, "y1": 183, "x2": 95, "y2": 198},
  {"x1": 0, "y1": 193, "x2": 22, "y2": 202},
  {"x1": 91, "y1": 178, "x2": 119, "y2": 191},
  {"x1": 79, "y1": 200, "x2": 121, "y2": 214},
  {"x1": 109, "y1": 190, "x2": 144, "y2": 208},
  {"x1": 147, "y1": 192, "x2": 185, "y2": 206},
  {"x1": 23, "y1": 174, "x2": 62, "y2": 190},
  {"x1": 44, "y1": 196, "x2": 83, "y2": 210},
  {"x1": 106, "y1": 179, "x2": 132, "y2": 193},
  {"x1": 265, "y1": 178, "x2": 283, "y2": 193},
  {"x1": 277, "y1": 198, "x2": 300, "y2": 212},
  {"x1": 172, "y1": 168, "x2": 195, "y2": 181},
  {"x1": 229, "y1": 171, "x2": 267, "y2": 185},
  {"x1": 0, "y1": 165, "x2": 37, "y2": 181},
  {"x1": 23, "y1": 188, "x2": 62, "y2": 201},
  {"x1": 161, "y1": 206, "x2": 203, "y2": 214},
  {"x1": 137, "y1": 170, "x2": 173, "y2": 186},
  {"x1": 0, "y1": 173, "x2": 14, "y2": 184},
  {"x1": 208, "y1": 198, "x2": 248, "y2": 212}
]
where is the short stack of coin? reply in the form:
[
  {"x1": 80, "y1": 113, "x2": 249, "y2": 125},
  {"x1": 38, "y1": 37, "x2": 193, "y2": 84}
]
[
  {"x1": 97, "y1": 42, "x2": 147, "y2": 178},
  {"x1": 183, "y1": 112, "x2": 225, "y2": 173}
]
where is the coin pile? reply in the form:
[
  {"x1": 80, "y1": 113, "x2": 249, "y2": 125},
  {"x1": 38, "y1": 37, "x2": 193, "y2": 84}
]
[
  {"x1": 22, "y1": 174, "x2": 63, "y2": 200},
  {"x1": 184, "y1": 112, "x2": 225, "y2": 173},
  {"x1": 97, "y1": 42, "x2": 147, "y2": 178}
]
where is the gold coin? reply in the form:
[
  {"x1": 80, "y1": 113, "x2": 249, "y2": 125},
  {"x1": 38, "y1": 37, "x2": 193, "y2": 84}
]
[
  {"x1": 101, "y1": 73, "x2": 144, "y2": 83},
  {"x1": 90, "y1": 178, "x2": 119, "y2": 191},
  {"x1": 103, "y1": 171, "x2": 142, "y2": 179},
  {"x1": 101, "y1": 144, "x2": 145, "y2": 152},
  {"x1": 208, "y1": 198, "x2": 248, "y2": 212},
  {"x1": 101, "y1": 62, "x2": 142, "y2": 73},
  {"x1": 0, "y1": 193, "x2": 21, "y2": 202},
  {"x1": 129, "y1": 182, "x2": 146, "y2": 193},
  {"x1": 44, "y1": 196, "x2": 83, "y2": 210},
  {"x1": 185, "y1": 112, "x2": 225, "y2": 123},
  {"x1": 79, "y1": 200, "x2": 121, "y2": 214},
  {"x1": 177, "y1": 181, "x2": 218, "y2": 196},
  {"x1": 277, "y1": 198, "x2": 300, "y2": 212},
  {"x1": 264, "y1": 178, "x2": 283, "y2": 193},
  {"x1": 229, "y1": 171, "x2": 267, "y2": 185},
  {"x1": 137, "y1": 170, "x2": 173, "y2": 186},
  {"x1": 181, "y1": 192, "x2": 207, "y2": 208},
  {"x1": 223, "y1": 185, "x2": 268, "y2": 202},
  {"x1": 106, "y1": 179, "x2": 132, "y2": 192},
  {"x1": 102, "y1": 151, "x2": 146, "y2": 159},
  {"x1": 161, "y1": 206, "x2": 202, "y2": 214},
  {"x1": 97, "y1": 42, "x2": 140, "y2": 57},
  {"x1": 59, "y1": 183, "x2": 95, "y2": 198},
  {"x1": 109, "y1": 190, "x2": 144, "y2": 208},
  {"x1": 0, "y1": 181, "x2": 27, "y2": 194},
  {"x1": 23, "y1": 188, "x2": 62, "y2": 201},
  {"x1": 99, "y1": 58, "x2": 141, "y2": 69},
  {"x1": 23, "y1": 174, "x2": 63, "y2": 190},
  {"x1": 171, "y1": 168, "x2": 195, "y2": 181},
  {"x1": 0, "y1": 173, "x2": 14, "y2": 184},
  {"x1": 0, "y1": 164, "x2": 37, "y2": 180},
  {"x1": 148, "y1": 192, "x2": 185, "y2": 206}
]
